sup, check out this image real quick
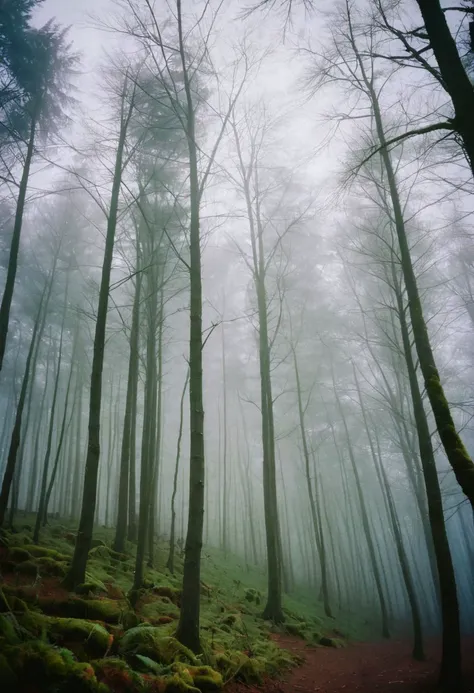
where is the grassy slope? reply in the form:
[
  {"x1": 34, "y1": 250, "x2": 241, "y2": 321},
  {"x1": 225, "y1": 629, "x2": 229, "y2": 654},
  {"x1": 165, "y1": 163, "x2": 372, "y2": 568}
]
[{"x1": 0, "y1": 516, "x2": 377, "y2": 693}]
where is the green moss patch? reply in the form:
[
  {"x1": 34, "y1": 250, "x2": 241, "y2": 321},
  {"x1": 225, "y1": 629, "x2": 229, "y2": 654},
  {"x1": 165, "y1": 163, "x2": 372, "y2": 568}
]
[{"x1": 120, "y1": 629, "x2": 197, "y2": 667}]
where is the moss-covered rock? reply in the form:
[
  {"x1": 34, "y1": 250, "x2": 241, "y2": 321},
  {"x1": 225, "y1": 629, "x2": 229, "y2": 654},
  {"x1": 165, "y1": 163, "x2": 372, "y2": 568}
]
[
  {"x1": 285, "y1": 621, "x2": 308, "y2": 638},
  {"x1": 76, "y1": 573, "x2": 108, "y2": 596},
  {"x1": 23, "y1": 544, "x2": 70, "y2": 561},
  {"x1": 243, "y1": 588, "x2": 261, "y2": 605},
  {"x1": 93, "y1": 657, "x2": 144, "y2": 692},
  {"x1": 15, "y1": 558, "x2": 39, "y2": 576},
  {"x1": 1, "y1": 641, "x2": 108, "y2": 692},
  {"x1": 84, "y1": 598, "x2": 124, "y2": 623},
  {"x1": 120, "y1": 628, "x2": 197, "y2": 667},
  {"x1": 187, "y1": 665, "x2": 223, "y2": 690},
  {"x1": 159, "y1": 672, "x2": 200, "y2": 692},
  {"x1": 37, "y1": 555, "x2": 69, "y2": 577},
  {"x1": 8, "y1": 546, "x2": 32, "y2": 563},
  {"x1": 121, "y1": 610, "x2": 142, "y2": 630},
  {"x1": 47, "y1": 617, "x2": 112, "y2": 659},
  {"x1": 152, "y1": 586, "x2": 181, "y2": 605}
]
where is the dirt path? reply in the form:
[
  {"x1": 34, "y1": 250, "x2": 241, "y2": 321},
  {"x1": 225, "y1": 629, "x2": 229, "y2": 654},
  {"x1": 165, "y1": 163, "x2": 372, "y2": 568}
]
[{"x1": 226, "y1": 635, "x2": 474, "y2": 693}]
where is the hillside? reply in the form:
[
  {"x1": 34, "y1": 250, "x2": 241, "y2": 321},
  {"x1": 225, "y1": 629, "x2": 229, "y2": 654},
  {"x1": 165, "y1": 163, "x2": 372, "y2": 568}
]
[{"x1": 0, "y1": 517, "x2": 373, "y2": 693}]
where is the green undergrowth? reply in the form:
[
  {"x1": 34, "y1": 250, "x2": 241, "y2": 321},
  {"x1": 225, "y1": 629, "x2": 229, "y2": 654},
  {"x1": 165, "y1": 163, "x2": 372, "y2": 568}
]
[{"x1": 0, "y1": 517, "x2": 365, "y2": 692}]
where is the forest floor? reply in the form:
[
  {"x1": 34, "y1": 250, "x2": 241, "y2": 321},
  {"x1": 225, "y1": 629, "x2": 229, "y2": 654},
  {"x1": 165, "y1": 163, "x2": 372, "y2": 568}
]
[
  {"x1": 1, "y1": 517, "x2": 468, "y2": 693},
  {"x1": 226, "y1": 634, "x2": 474, "y2": 693}
]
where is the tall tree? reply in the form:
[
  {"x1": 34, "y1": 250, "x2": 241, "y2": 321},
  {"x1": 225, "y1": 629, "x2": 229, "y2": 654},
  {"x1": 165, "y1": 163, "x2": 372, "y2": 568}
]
[
  {"x1": 0, "y1": 22, "x2": 78, "y2": 371},
  {"x1": 64, "y1": 70, "x2": 137, "y2": 588}
]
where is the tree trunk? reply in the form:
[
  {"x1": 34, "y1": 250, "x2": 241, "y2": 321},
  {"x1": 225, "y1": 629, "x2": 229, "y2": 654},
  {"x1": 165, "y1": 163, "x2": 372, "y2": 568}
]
[
  {"x1": 0, "y1": 113, "x2": 37, "y2": 371},
  {"x1": 33, "y1": 280, "x2": 68, "y2": 543},
  {"x1": 415, "y1": 0, "x2": 474, "y2": 176},
  {"x1": 351, "y1": 34, "x2": 462, "y2": 685},
  {"x1": 221, "y1": 315, "x2": 228, "y2": 554},
  {"x1": 114, "y1": 270, "x2": 141, "y2": 552},
  {"x1": 394, "y1": 260, "x2": 462, "y2": 691},
  {"x1": 70, "y1": 368, "x2": 84, "y2": 520},
  {"x1": 292, "y1": 346, "x2": 331, "y2": 617},
  {"x1": 64, "y1": 77, "x2": 134, "y2": 589},
  {"x1": 175, "y1": 0, "x2": 207, "y2": 652},
  {"x1": 42, "y1": 340, "x2": 76, "y2": 524},
  {"x1": 148, "y1": 291, "x2": 164, "y2": 568},
  {"x1": 133, "y1": 250, "x2": 158, "y2": 588},
  {"x1": 333, "y1": 373, "x2": 391, "y2": 639},
  {"x1": 353, "y1": 365, "x2": 424, "y2": 659},
  {"x1": 167, "y1": 369, "x2": 189, "y2": 574},
  {"x1": 25, "y1": 337, "x2": 53, "y2": 513},
  {"x1": 0, "y1": 278, "x2": 49, "y2": 525},
  {"x1": 367, "y1": 68, "x2": 474, "y2": 510}
]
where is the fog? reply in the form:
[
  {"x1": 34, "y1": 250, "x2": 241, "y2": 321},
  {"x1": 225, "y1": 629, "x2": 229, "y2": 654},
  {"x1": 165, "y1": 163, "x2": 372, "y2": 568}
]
[{"x1": 0, "y1": 1, "x2": 473, "y2": 690}]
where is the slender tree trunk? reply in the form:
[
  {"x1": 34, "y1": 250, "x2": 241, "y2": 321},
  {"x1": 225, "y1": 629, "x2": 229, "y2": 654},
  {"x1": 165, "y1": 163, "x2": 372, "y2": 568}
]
[
  {"x1": 234, "y1": 145, "x2": 283, "y2": 622},
  {"x1": 64, "y1": 77, "x2": 135, "y2": 589},
  {"x1": 167, "y1": 369, "x2": 189, "y2": 574},
  {"x1": 221, "y1": 316, "x2": 228, "y2": 554},
  {"x1": 114, "y1": 270, "x2": 141, "y2": 552},
  {"x1": 33, "y1": 281, "x2": 68, "y2": 543},
  {"x1": 333, "y1": 372, "x2": 390, "y2": 638},
  {"x1": 0, "y1": 279, "x2": 49, "y2": 526},
  {"x1": 365, "y1": 63, "x2": 474, "y2": 510},
  {"x1": 42, "y1": 342, "x2": 76, "y2": 524},
  {"x1": 70, "y1": 368, "x2": 84, "y2": 520},
  {"x1": 133, "y1": 252, "x2": 158, "y2": 588},
  {"x1": 26, "y1": 338, "x2": 53, "y2": 513},
  {"x1": 393, "y1": 260, "x2": 462, "y2": 690},
  {"x1": 0, "y1": 114, "x2": 37, "y2": 371},
  {"x1": 352, "y1": 364, "x2": 424, "y2": 657},
  {"x1": 176, "y1": 0, "x2": 206, "y2": 652},
  {"x1": 348, "y1": 31, "x2": 462, "y2": 683},
  {"x1": 148, "y1": 291, "x2": 164, "y2": 568},
  {"x1": 104, "y1": 378, "x2": 115, "y2": 528},
  {"x1": 292, "y1": 346, "x2": 331, "y2": 616}
]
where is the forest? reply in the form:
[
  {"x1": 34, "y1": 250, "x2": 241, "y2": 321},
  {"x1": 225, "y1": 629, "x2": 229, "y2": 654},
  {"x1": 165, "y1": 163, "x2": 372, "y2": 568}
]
[{"x1": 0, "y1": 1, "x2": 473, "y2": 692}]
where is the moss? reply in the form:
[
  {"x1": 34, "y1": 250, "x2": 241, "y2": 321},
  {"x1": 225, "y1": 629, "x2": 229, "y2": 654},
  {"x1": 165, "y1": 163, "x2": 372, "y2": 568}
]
[
  {"x1": 285, "y1": 622, "x2": 308, "y2": 638},
  {"x1": 157, "y1": 616, "x2": 174, "y2": 626},
  {"x1": 152, "y1": 586, "x2": 181, "y2": 605},
  {"x1": 8, "y1": 546, "x2": 32, "y2": 563},
  {"x1": 37, "y1": 555, "x2": 69, "y2": 577},
  {"x1": 3, "y1": 640, "x2": 108, "y2": 692},
  {"x1": 16, "y1": 558, "x2": 39, "y2": 576},
  {"x1": 121, "y1": 610, "x2": 142, "y2": 630},
  {"x1": 91, "y1": 539, "x2": 107, "y2": 549},
  {"x1": 244, "y1": 588, "x2": 261, "y2": 605},
  {"x1": 219, "y1": 613, "x2": 242, "y2": 630},
  {"x1": 47, "y1": 617, "x2": 112, "y2": 659},
  {"x1": 0, "y1": 613, "x2": 19, "y2": 644},
  {"x1": 187, "y1": 665, "x2": 223, "y2": 690},
  {"x1": 84, "y1": 599, "x2": 124, "y2": 623},
  {"x1": 23, "y1": 544, "x2": 70, "y2": 561},
  {"x1": 0, "y1": 590, "x2": 28, "y2": 614},
  {"x1": 120, "y1": 628, "x2": 197, "y2": 667},
  {"x1": 76, "y1": 574, "x2": 108, "y2": 596},
  {"x1": 93, "y1": 657, "x2": 144, "y2": 692},
  {"x1": 159, "y1": 672, "x2": 200, "y2": 692},
  {"x1": 40, "y1": 596, "x2": 124, "y2": 623}
]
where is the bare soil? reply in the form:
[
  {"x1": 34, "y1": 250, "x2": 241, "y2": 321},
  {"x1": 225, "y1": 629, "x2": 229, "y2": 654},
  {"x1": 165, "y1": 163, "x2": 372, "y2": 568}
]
[{"x1": 226, "y1": 634, "x2": 474, "y2": 693}]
